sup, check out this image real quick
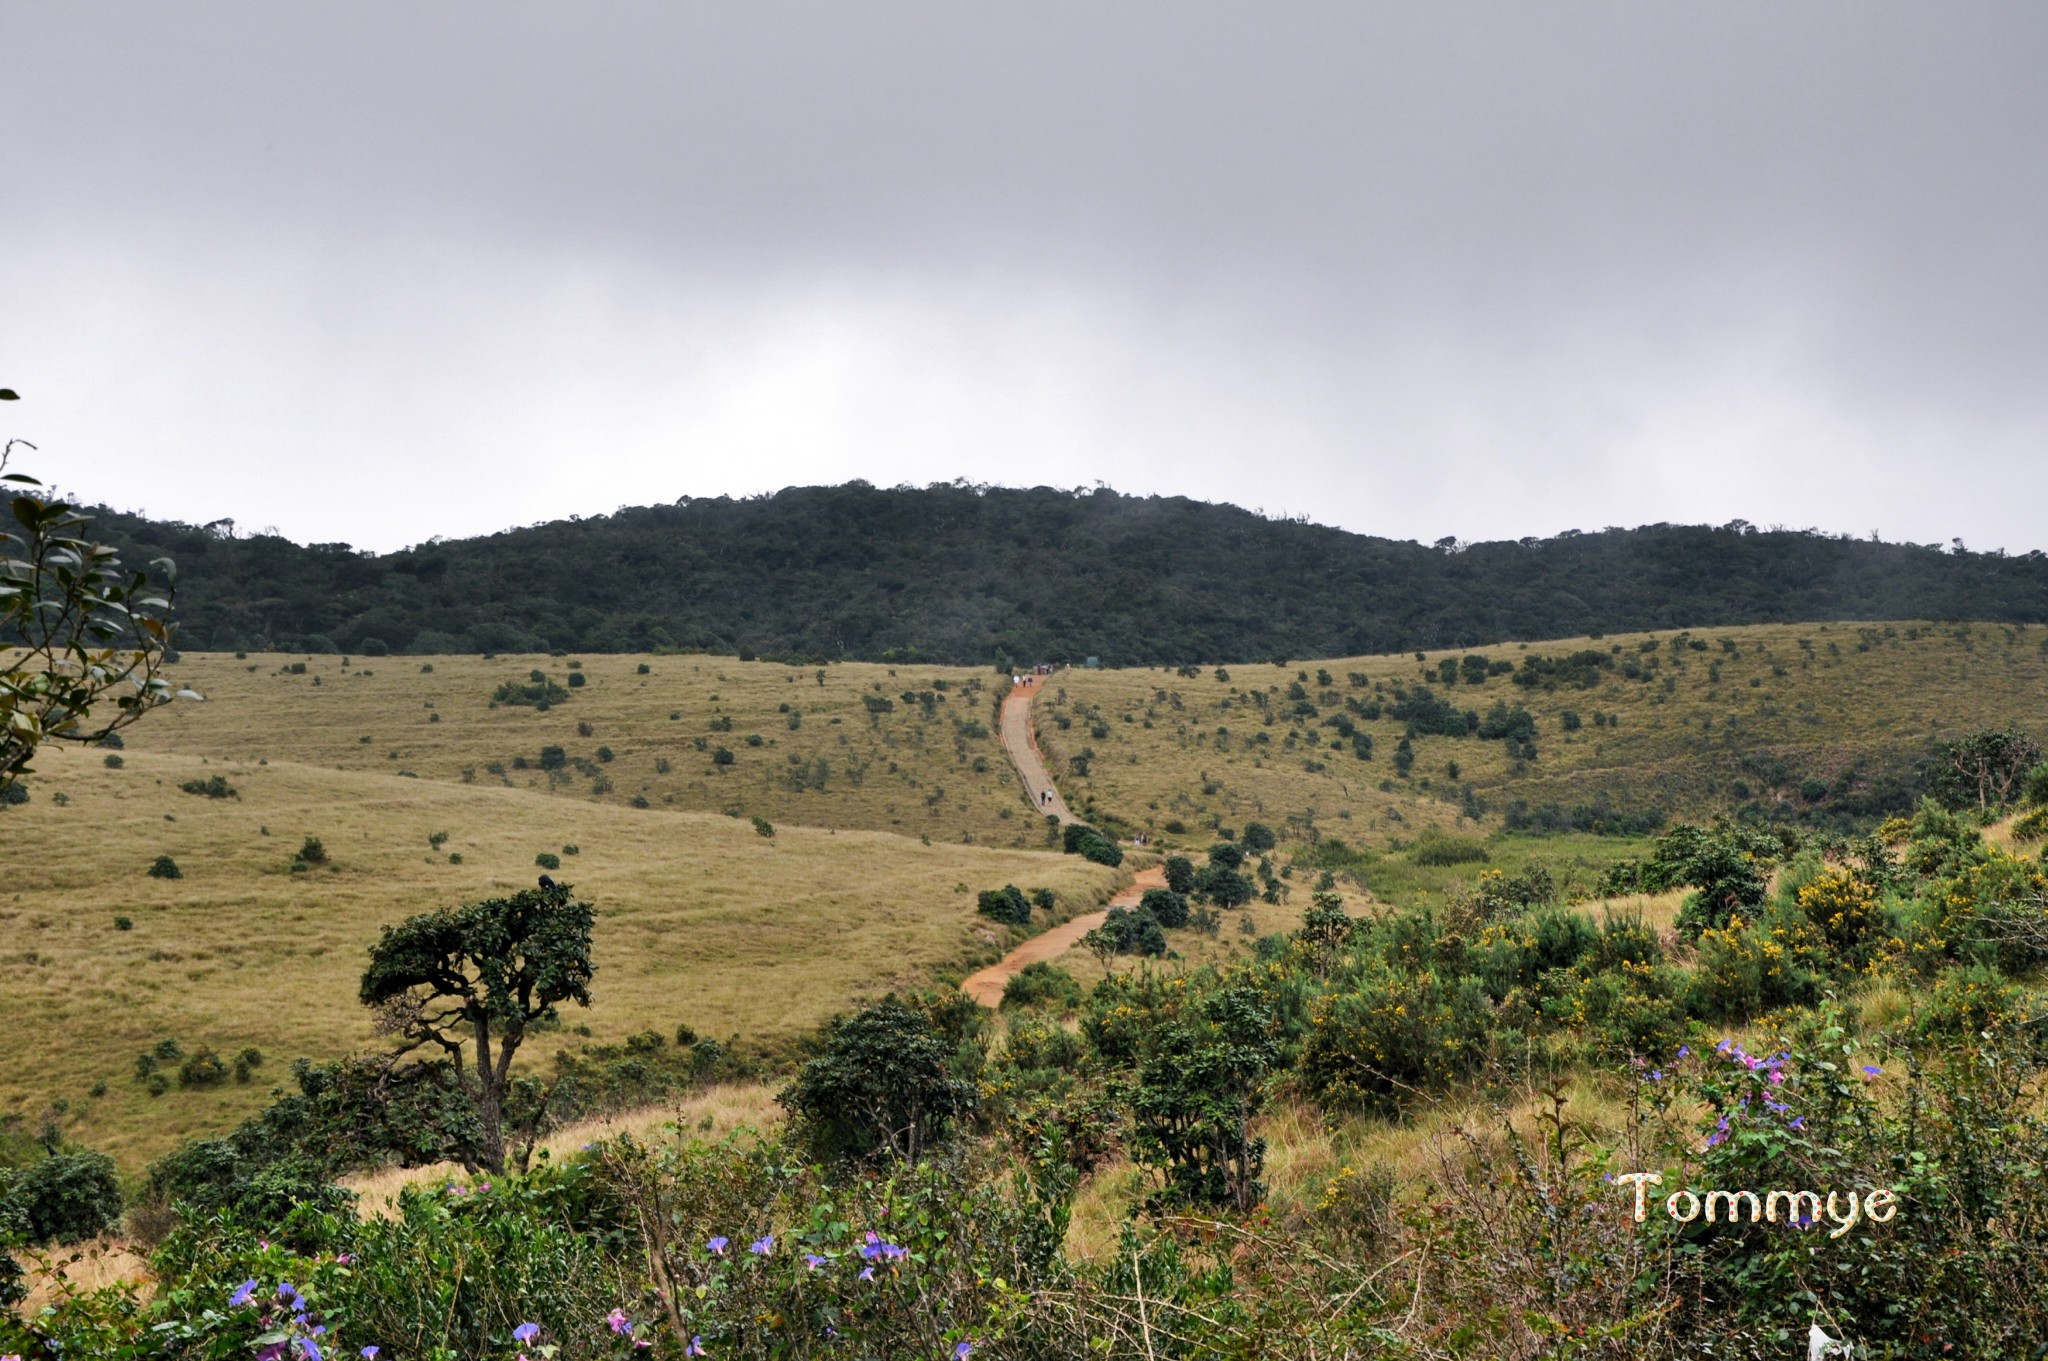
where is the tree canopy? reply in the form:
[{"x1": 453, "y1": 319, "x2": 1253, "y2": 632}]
[{"x1": 80, "y1": 482, "x2": 2048, "y2": 664}]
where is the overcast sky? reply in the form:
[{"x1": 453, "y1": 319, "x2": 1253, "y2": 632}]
[{"x1": 5, "y1": 3, "x2": 2045, "y2": 553}]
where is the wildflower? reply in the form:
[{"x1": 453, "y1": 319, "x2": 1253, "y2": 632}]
[
  {"x1": 1677, "y1": 1045, "x2": 1691, "y2": 1058},
  {"x1": 1716, "y1": 1038, "x2": 1732, "y2": 1053},
  {"x1": 708, "y1": 1235, "x2": 729, "y2": 1254},
  {"x1": 230, "y1": 1279, "x2": 259, "y2": 1307},
  {"x1": 513, "y1": 1323, "x2": 540, "y2": 1343},
  {"x1": 687, "y1": 1337, "x2": 707, "y2": 1357},
  {"x1": 804, "y1": 1253, "x2": 828, "y2": 1270},
  {"x1": 1765, "y1": 1100, "x2": 1788, "y2": 1114},
  {"x1": 749, "y1": 1235, "x2": 774, "y2": 1255},
  {"x1": 1861, "y1": 1064, "x2": 1881, "y2": 1077},
  {"x1": 1768, "y1": 1069, "x2": 1786, "y2": 1085},
  {"x1": 956, "y1": 1344, "x2": 975, "y2": 1359},
  {"x1": 608, "y1": 1308, "x2": 633, "y2": 1335},
  {"x1": 361, "y1": 1351, "x2": 380, "y2": 1360},
  {"x1": 860, "y1": 1266, "x2": 875, "y2": 1281},
  {"x1": 299, "y1": 1342, "x2": 323, "y2": 1361},
  {"x1": 1788, "y1": 1116, "x2": 1806, "y2": 1130},
  {"x1": 1647, "y1": 1070, "x2": 1662, "y2": 1082},
  {"x1": 334, "y1": 1254, "x2": 354, "y2": 1265}
]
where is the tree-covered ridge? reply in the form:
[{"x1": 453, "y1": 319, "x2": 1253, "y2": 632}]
[{"x1": 89, "y1": 482, "x2": 2048, "y2": 663}]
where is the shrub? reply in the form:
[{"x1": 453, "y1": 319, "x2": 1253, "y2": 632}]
[
  {"x1": 538, "y1": 744, "x2": 567, "y2": 770},
  {"x1": 778, "y1": 1000, "x2": 976, "y2": 1163},
  {"x1": 596, "y1": 745, "x2": 614, "y2": 762},
  {"x1": 566, "y1": 671, "x2": 587, "y2": 688},
  {"x1": 1193, "y1": 863, "x2": 1254, "y2": 908},
  {"x1": 148, "y1": 854, "x2": 182, "y2": 879},
  {"x1": 1, "y1": 1150, "x2": 122, "y2": 1244},
  {"x1": 178, "y1": 1047, "x2": 228, "y2": 1088},
  {"x1": 752, "y1": 815, "x2": 775, "y2": 838},
  {"x1": 1098, "y1": 905, "x2": 1168, "y2": 956},
  {"x1": 1163, "y1": 855, "x2": 1196, "y2": 895},
  {"x1": 178, "y1": 774, "x2": 238, "y2": 799},
  {"x1": 1409, "y1": 832, "x2": 1489, "y2": 866},
  {"x1": 976, "y1": 885, "x2": 1032, "y2": 926},
  {"x1": 536, "y1": 852, "x2": 561, "y2": 870},
  {"x1": 637, "y1": 662, "x2": 651, "y2": 674},
  {"x1": 1000, "y1": 962, "x2": 1083, "y2": 1011},
  {"x1": 103, "y1": 753, "x2": 124, "y2": 769},
  {"x1": 297, "y1": 836, "x2": 328, "y2": 864},
  {"x1": 114, "y1": 915, "x2": 133, "y2": 931},
  {"x1": 1140, "y1": 887, "x2": 1191, "y2": 928},
  {"x1": 1030, "y1": 887, "x2": 1057, "y2": 911},
  {"x1": 491, "y1": 675, "x2": 569, "y2": 707},
  {"x1": 712, "y1": 746, "x2": 735, "y2": 766}
]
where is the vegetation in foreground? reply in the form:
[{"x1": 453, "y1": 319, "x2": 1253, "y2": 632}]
[{"x1": 6, "y1": 770, "x2": 2045, "y2": 1356}]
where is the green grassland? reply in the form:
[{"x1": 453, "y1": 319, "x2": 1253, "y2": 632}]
[
  {"x1": 129, "y1": 651, "x2": 1043, "y2": 846},
  {"x1": 1, "y1": 742, "x2": 1121, "y2": 1168},
  {"x1": 1041, "y1": 619, "x2": 2048, "y2": 852}
]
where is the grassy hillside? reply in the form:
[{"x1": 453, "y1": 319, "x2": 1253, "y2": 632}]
[
  {"x1": 0, "y1": 743, "x2": 1120, "y2": 1167},
  {"x1": 1041, "y1": 619, "x2": 2048, "y2": 850},
  {"x1": 126, "y1": 651, "x2": 1043, "y2": 846}
]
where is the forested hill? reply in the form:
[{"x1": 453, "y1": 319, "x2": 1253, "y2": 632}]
[{"x1": 89, "y1": 482, "x2": 2048, "y2": 664}]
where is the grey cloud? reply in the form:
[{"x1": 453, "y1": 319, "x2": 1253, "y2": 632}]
[{"x1": 3, "y1": 2, "x2": 2044, "y2": 551}]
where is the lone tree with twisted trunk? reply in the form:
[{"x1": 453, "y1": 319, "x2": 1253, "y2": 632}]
[{"x1": 359, "y1": 881, "x2": 595, "y2": 1174}]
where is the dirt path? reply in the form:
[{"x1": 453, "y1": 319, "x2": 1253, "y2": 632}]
[
  {"x1": 1000, "y1": 675, "x2": 1075, "y2": 824},
  {"x1": 964, "y1": 672, "x2": 1154, "y2": 1008},
  {"x1": 962, "y1": 866, "x2": 1166, "y2": 1007}
]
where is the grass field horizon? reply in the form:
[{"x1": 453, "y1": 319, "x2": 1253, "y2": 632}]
[{"x1": 6, "y1": 617, "x2": 2042, "y2": 1170}]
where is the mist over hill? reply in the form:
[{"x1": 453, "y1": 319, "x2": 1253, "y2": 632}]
[{"x1": 92, "y1": 482, "x2": 2048, "y2": 664}]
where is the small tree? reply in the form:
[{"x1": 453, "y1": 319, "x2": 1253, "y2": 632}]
[
  {"x1": 1163, "y1": 855, "x2": 1196, "y2": 896},
  {"x1": 358, "y1": 881, "x2": 595, "y2": 1174},
  {"x1": 2, "y1": 438, "x2": 178, "y2": 795},
  {"x1": 1928, "y1": 728, "x2": 2043, "y2": 811},
  {"x1": 778, "y1": 1000, "x2": 976, "y2": 1164}
]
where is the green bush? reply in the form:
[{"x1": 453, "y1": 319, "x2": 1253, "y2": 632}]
[
  {"x1": 178, "y1": 1047, "x2": 228, "y2": 1088},
  {"x1": 751, "y1": 815, "x2": 775, "y2": 837},
  {"x1": 976, "y1": 884, "x2": 1032, "y2": 926},
  {"x1": 779, "y1": 1000, "x2": 977, "y2": 1163},
  {"x1": 1163, "y1": 855, "x2": 1196, "y2": 895},
  {"x1": 102, "y1": 753, "x2": 124, "y2": 769},
  {"x1": 178, "y1": 774, "x2": 238, "y2": 799},
  {"x1": 536, "y1": 852, "x2": 561, "y2": 870},
  {"x1": 1, "y1": 1150, "x2": 122, "y2": 1244},
  {"x1": 1409, "y1": 831, "x2": 1489, "y2": 866},
  {"x1": 1000, "y1": 961, "x2": 1083, "y2": 1011},
  {"x1": 148, "y1": 853, "x2": 182, "y2": 879},
  {"x1": 297, "y1": 835, "x2": 328, "y2": 864},
  {"x1": 1139, "y1": 887, "x2": 1190, "y2": 928}
]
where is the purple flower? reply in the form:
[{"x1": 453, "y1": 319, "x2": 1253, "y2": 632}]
[
  {"x1": 1647, "y1": 1070, "x2": 1662, "y2": 1082},
  {"x1": 707, "y1": 1236, "x2": 729, "y2": 1255},
  {"x1": 1677, "y1": 1045, "x2": 1691, "y2": 1058},
  {"x1": 859, "y1": 1266, "x2": 875, "y2": 1281},
  {"x1": 955, "y1": 1344, "x2": 974, "y2": 1360},
  {"x1": 1788, "y1": 1116, "x2": 1806, "y2": 1130},
  {"x1": 1861, "y1": 1064, "x2": 1881, "y2": 1077},
  {"x1": 360, "y1": 1350, "x2": 380, "y2": 1360},
  {"x1": 749, "y1": 1235, "x2": 773, "y2": 1255},
  {"x1": 298, "y1": 1342, "x2": 323, "y2": 1361},
  {"x1": 607, "y1": 1308, "x2": 632, "y2": 1335},
  {"x1": 513, "y1": 1323, "x2": 539, "y2": 1343},
  {"x1": 804, "y1": 1253, "x2": 828, "y2": 1270},
  {"x1": 230, "y1": 1279, "x2": 259, "y2": 1307},
  {"x1": 1765, "y1": 1100, "x2": 1788, "y2": 1114},
  {"x1": 687, "y1": 1337, "x2": 707, "y2": 1357},
  {"x1": 1716, "y1": 1038, "x2": 1731, "y2": 1053}
]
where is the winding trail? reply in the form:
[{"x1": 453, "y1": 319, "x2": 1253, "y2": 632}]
[
  {"x1": 999, "y1": 674, "x2": 1076, "y2": 824},
  {"x1": 964, "y1": 673, "x2": 1158, "y2": 1007},
  {"x1": 962, "y1": 866, "x2": 1166, "y2": 1007}
]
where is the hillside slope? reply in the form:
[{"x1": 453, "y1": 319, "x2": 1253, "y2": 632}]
[{"x1": 89, "y1": 483, "x2": 2048, "y2": 663}]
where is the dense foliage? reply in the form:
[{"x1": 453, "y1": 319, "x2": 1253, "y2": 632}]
[{"x1": 85, "y1": 482, "x2": 2048, "y2": 663}]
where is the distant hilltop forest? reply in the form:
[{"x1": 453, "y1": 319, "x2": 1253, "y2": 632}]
[{"x1": 89, "y1": 482, "x2": 2048, "y2": 665}]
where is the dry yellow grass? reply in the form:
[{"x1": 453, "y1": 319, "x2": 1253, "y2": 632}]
[
  {"x1": 1041, "y1": 620, "x2": 2048, "y2": 848},
  {"x1": 2, "y1": 743, "x2": 1118, "y2": 1168},
  {"x1": 340, "y1": 1081, "x2": 785, "y2": 1214},
  {"x1": 124, "y1": 651, "x2": 1047, "y2": 847}
]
